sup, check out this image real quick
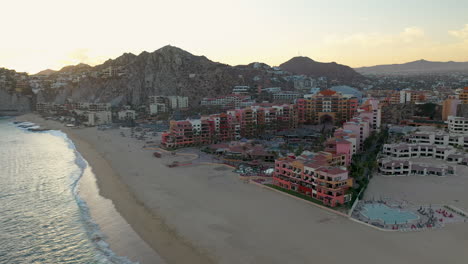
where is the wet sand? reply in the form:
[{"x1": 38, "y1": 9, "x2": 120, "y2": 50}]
[
  {"x1": 17, "y1": 114, "x2": 468, "y2": 264},
  {"x1": 79, "y1": 164, "x2": 165, "y2": 264}
]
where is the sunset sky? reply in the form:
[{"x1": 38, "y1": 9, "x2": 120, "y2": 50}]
[{"x1": 2, "y1": 0, "x2": 468, "y2": 73}]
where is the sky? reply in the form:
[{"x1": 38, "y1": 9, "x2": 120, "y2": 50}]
[{"x1": 1, "y1": 0, "x2": 468, "y2": 73}]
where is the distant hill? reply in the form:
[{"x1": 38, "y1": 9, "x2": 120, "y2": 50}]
[
  {"x1": 355, "y1": 59, "x2": 468, "y2": 75},
  {"x1": 57, "y1": 63, "x2": 93, "y2": 74},
  {"x1": 279, "y1": 56, "x2": 363, "y2": 82},
  {"x1": 34, "y1": 69, "x2": 56, "y2": 76}
]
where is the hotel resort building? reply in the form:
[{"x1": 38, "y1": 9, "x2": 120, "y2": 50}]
[
  {"x1": 406, "y1": 131, "x2": 468, "y2": 149},
  {"x1": 273, "y1": 155, "x2": 353, "y2": 207},
  {"x1": 296, "y1": 89, "x2": 358, "y2": 125},
  {"x1": 382, "y1": 143, "x2": 455, "y2": 160},
  {"x1": 200, "y1": 94, "x2": 254, "y2": 109},
  {"x1": 447, "y1": 116, "x2": 468, "y2": 134},
  {"x1": 161, "y1": 104, "x2": 298, "y2": 149},
  {"x1": 378, "y1": 159, "x2": 455, "y2": 176},
  {"x1": 459, "y1": 87, "x2": 468, "y2": 104},
  {"x1": 379, "y1": 142, "x2": 468, "y2": 176}
]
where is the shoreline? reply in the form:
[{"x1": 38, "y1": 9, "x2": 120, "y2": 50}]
[
  {"x1": 15, "y1": 114, "x2": 214, "y2": 264},
  {"x1": 13, "y1": 113, "x2": 468, "y2": 264}
]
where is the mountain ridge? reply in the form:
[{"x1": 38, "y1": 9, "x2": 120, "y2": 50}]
[
  {"x1": 355, "y1": 59, "x2": 468, "y2": 74},
  {"x1": 31, "y1": 45, "x2": 361, "y2": 106},
  {"x1": 279, "y1": 56, "x2": 363, "y2": 82}
]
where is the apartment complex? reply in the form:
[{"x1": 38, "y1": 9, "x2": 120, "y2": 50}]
[
  {"x1": 149, "y1": 95, "x2": 188, "y2": 115},
  {"x1": 442, "y1": 97, "x2": 460, "y2": 121},
  {"x1": 87, "y1": 111, "x2": 112, "y2": 126},
  {"x1": 117, "y1": 109, "x2": 136, "y2": 120},
  {"x1": 36, "y1": 102, "x2": 111, "y2": 113},
  {"x1": 357, "y1": 98, "x2": 381, "y2": 130},
  {"x1": 296, "y1": 90, "x2": 358, "y2": 125},
  {"x1": 272, "y1": 91, "x2": 302, "y2": 103},
  {"x1": 200, "y1": 94, "x2": 254, "y2": 109},
  {"x1": 387, "y1": 90, "x2": 426, "y2": 104},
  {"x1": 447, "y1": 116, "x2": 468, "y2": 134},
  {"x1": 273, "y1": 155, "x2": 353, "y2": 207},
  {"x1": 406, "y1": 131, "x2": 468, "y2": 148},
  {"x1": 459, "y1": 87, "x2": 468, "y2": 104},
  {"x1": 382, "y1": 143, "x2": 455, "y2": 160},
  {"x1": 343, "y1": 117, "x2": 370, "y2": 151},
  {"x1": 378, "y1": 159, "x2": 455, "y2": 176},
  {"x1": 161, "y1": 104, "x2": 298, "y2": 148}
]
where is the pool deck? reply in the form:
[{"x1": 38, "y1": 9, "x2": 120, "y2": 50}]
[{"x1": 351, "y1": 199, "x2": 468, "y2": 232}]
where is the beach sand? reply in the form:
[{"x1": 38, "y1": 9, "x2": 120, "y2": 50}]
[{"x1": 17, "y1": 114, "x2": 468, "y2": 264}]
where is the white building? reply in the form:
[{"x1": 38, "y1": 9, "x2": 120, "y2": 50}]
[
  {"x1": 148, "y1": 95, "x2": 188, "y2": 110},
  {"x1": 149, "y1": 103, "x2": 168, "y2": 115},
  {"x1": 399, "y1": 90, "x2": 412, "y2": 103},
  {"x1": 378, "y1": 159, "x2": 455, "y2": 176},
  {"x1": 382, "y1": 143, "x2": 455, "y2": 160},
  {"x1": 407, "y1": 131, "x2": 468, "y2": 149},
  {"x1": 447, "y1": 116, "x2": 468, "y2": 134},
  {"x1": 118, "y1": 109, "x2": 136, "y2": 120},
  {"x1": 87, "y1": 111, "x2": 112, "y2": 126},
  {"x1": 200, "y1": 95, "x2": 253, "y2": 109},
  {"x1": 232, "y1": 86, "x2": 250, "y2": 95},
  {"x1": 262, "y1": 87, "x2": 282, "y2": 93},
  {"x1": 273, "y1": 92, "x2": 301, "y2": 102},
  {"x1": 167, "y1": 96, "x2": 189, "y2": 109}
]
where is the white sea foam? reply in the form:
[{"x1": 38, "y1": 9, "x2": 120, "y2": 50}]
[{"x1": 12, "y1": 123, "x2": 139, "y2": 264}]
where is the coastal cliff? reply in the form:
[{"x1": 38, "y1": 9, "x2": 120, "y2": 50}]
[{"x1": 0, "y1": 89, "x2": 32, "y2": 115}]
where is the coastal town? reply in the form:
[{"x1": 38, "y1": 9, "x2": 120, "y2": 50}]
[
  {"x1": 3, "y1": 1, "x2": 468, "y2": 263},
  {"x1": 6, "y1": 62, "x2": 468, "y2": 232}
]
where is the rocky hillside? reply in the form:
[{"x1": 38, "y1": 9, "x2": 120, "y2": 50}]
[
  {"x1": 355, "y1": 59, "x2": 468, "y2": 75},
  {"x1": 0, "y1": 89, "x2": 32, "y2": 115},
  {"x1": 36, "y1": 46, "x2": 362, "y2": 107},
  {"x1": 279, "y1": 56, "x2": 363, "y2": 83},
  {"x1": 39, "y1": 46, "x2": 286, "y2": 106}
]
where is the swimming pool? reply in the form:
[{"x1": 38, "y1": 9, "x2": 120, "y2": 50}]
[{"x1": 361, "y1": 204, "x2": 419, "y2": 224}]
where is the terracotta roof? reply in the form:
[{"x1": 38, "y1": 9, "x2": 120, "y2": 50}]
[
  {"x1": 319, "y1": 89, "x2": 337, "y2": 96},
  {"x1": 317, "y1": 167, "x2": 347, "y2": 175}
]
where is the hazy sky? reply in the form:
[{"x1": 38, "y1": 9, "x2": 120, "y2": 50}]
[{"x1": 2, "y1": 0, "x2": 468, "y2": 73}]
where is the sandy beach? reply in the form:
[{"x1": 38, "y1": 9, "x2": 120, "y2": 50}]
[{"x1": 17, "y1": 113, "x2": 468, "y2": 264}]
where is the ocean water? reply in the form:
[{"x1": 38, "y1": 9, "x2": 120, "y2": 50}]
[{"x1": 0, "y1": 118, "x2": 136, "y2": 264}]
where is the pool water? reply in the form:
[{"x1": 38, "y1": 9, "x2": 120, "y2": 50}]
[{"x1": 361, "y1": 204, "x2": 419, "y2": 224}]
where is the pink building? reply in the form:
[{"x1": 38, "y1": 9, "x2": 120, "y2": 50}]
[
  {"x1": 343, "y1": 117, "x2": 370, "y2": 151},
  {"x1": 442, "y1": 97, "x2": 460, "y2": 121},
  {"x1": 273, "y1": 156, "x2": 353, "y2": 207},
  {"x1": 357, "y1": 98, "x2": 381, "y2": 131}
]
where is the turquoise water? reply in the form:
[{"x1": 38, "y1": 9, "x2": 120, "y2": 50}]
[
  {"x1": 0, "y1": 118, "x2": 135, "y2": 264},
  {"x1": 361, "y1": 204, "x2": 419, "y2": 224}
]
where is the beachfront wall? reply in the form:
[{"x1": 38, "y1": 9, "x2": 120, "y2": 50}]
[{"x1": 272, "y1": 158, "x2": 352, "y2": 207}]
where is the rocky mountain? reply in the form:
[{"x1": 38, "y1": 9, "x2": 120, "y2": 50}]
[
  {"x1": 39, "y1": 46, "x2": 280, "y2": 106},
  {"x1": 35, "y1": 46, "x2": 361, "y2": 107},
  {"x1": 355, "y1": 59, "x2": 468, "y2": 75},
  {"x1": 279, "y1": 56, "x2": 363, "y2": 82}
]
